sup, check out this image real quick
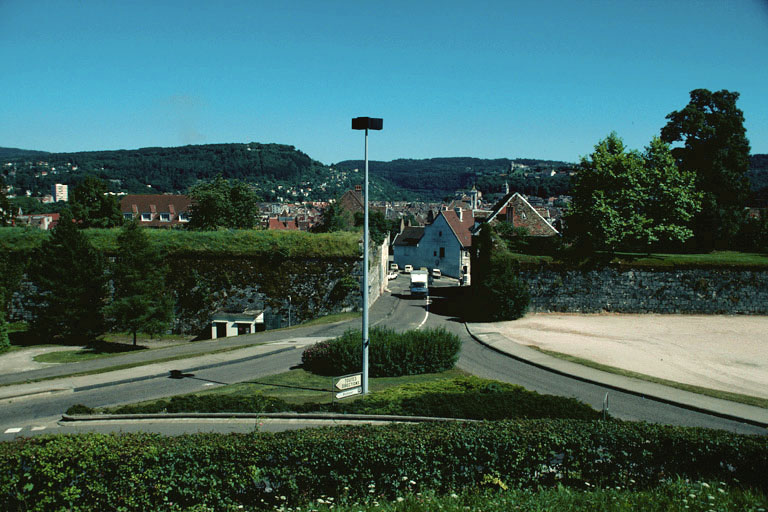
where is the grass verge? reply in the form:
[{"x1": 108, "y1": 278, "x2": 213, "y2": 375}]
[
  {"x1": 93, "y1": 372, "x2": 602, "y2": 421},
  {"x1": 528, "y1": 345, "x2": 768, "y2": 409},
  {"x1": 299, "y1": 480, "x2": 767, "y2": 512},
  {"x1": 1, "y1": 344, "x2": 266, "y2": 387}
]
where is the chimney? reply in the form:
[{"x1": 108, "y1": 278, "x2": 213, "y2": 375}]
[
  {"x1": 354, "y1": 185, "x2": 362, "y2": 192},
  {"x1": 454, "y1": 207, "x2": 463, "y2": 221}
]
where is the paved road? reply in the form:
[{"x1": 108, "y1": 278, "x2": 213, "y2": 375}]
[{"x1": 2, "y1": 274, "x2": 765, "y2": 438}]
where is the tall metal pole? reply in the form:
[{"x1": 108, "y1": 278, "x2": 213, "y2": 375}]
[{"x1": 362, "y1": 127, "x2": 369, "y2": 394}]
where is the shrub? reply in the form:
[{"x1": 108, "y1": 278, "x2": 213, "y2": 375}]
[
  {"x1": 1, "y1": 421, "x2": 765, "y2": 510},
  {"x1": 471, "y1": 257, "x2": 530, "y2": 321},
  {"x1": 301, "y1": 327, "x2": 461, "y2": 377}
]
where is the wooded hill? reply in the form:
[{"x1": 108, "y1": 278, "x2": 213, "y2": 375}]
[{"x1": 2, "y1": 144, "x2": 767, "y2": 204}]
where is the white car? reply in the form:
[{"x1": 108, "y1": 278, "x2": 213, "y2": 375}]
[
  {"x1": 388, "y1": 271, "x2": 398, "y2": 280},
  {"x1": 431, "y1": 268, "x2": 442, "y2": 279},
  {"x1": 403, "y1": 264, "x2": 413, "y2": 273}
]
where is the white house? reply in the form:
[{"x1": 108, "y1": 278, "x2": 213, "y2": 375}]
[
  {"x1": 393, "y1": 207, "x2": 474, "y2": 279},
  {"x1": 210, "y1": 309, "x2": 265, "y2": 339}
]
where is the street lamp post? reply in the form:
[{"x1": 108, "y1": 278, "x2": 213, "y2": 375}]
[{"x1": 351, "y1": 116, "x2": 383, "y2": 395}]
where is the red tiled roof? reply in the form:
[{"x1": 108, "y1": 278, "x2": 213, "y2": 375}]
[
  {"x1": 441, "y1": 208, "x2": 474, "y2": 248},
  {"x1": 119, "y1": 194, "x2": 191, "y2": 226},
  {"x1": 268, "y1": 217, "x2": 298, "y2": 230}
]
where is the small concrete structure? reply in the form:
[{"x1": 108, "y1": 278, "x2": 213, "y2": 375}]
[{"x1": 209, "y1": 308, "x2": 265, "y2": 339}]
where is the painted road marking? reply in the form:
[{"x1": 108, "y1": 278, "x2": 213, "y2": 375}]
[
  {"x1": 31, "y1": 426, "x2": 46, "y2": 431},
  {"x1": 4, "y1": 427, "x2": 22, "y2": 434},
  {"x1": 417, "y1": 296, "x2": 430, "y2": 330},
  {"x1": 203, "y1": 383, "x2": 215, "y2": 386}
]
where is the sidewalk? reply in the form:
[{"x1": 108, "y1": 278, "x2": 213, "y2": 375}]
[{"x1": 464, "y1": 322, "x2": 768, "y2": 428}]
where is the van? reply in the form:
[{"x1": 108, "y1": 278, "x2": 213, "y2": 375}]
[
  {"x1": 403, "y1": 264, "x2": 413, "y2": 273},
  {"x1": 431, "y1": 268, "x2": 441, "y2": 279},
  {"x1": 389, "y1": 262, "x2": 399, "y2": 271}
]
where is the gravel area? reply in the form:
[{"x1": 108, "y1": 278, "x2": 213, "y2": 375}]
[{"x1": 476, "y1": 313, "x2": 768, "y2": 399}]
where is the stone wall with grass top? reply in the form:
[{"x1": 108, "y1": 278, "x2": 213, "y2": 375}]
[{"x1": 522, "y1": 267, "x2": 768, "y2": 314}]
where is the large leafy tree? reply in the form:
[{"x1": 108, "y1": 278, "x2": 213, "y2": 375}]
[
  {"x1": 661, "y1": 89, "x2": 751, "y2": 250},
  {"x1": 105, "y1": 221, "x2": 174, "y2": 346},
  {"x1": 188, "y1": 176, "x2": 260, "y2": 230},
  {"x1": 70, "y1": 176, "x2": 123, "y2": 228},
  {"x1": 30, "y1": 209, "x2": 108, "y2": 343},
  {"x1": 565, "y1": 133, "x2": 701, "y2": 253}
]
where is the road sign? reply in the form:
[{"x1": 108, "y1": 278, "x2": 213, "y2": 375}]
[
  {"x1": 335, "y1": 373, "x2": 362, "y2": 390},
  {"x1": 336, "y1": 387, "x2": 363, "y2": 399}
]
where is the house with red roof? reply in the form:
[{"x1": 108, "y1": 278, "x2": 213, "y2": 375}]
[
  {"x1": 392, "y1": 207, "x2": 474, "y2": 280},
  {"x1": 119, "y1": 195, "x2": 192, "y2": 227},
  {"x1": 473, "y1": 192, "x2": 559, "y2": 237}
]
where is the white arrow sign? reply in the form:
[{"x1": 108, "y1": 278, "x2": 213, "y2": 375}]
[
  {"x1": 335, "y1": 373, "x2": 362, "y2": 390},
  {"x1": 336, "y1": 387, "x2": 363, "y2": 399}
]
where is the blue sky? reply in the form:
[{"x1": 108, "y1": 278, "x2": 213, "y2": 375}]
[{"x1": 1, "y1": 0, "x2": 767, "y2": 164}]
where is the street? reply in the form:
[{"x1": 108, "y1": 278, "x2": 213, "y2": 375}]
[{"x1": 1, "y1": 274, "x2": 765, "y2": 438}]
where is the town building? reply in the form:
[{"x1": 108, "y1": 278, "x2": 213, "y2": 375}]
[{"x1": 119, "y1": 194, "x2": 191, "y2": 227}]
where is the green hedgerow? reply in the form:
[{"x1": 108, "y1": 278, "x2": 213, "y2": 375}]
[{"x1": 301, "y1": 327, "x2": 461, "y2": 377}]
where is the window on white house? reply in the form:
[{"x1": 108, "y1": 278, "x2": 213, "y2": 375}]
[
  {"x1": 159, "y1": 213, "x2": 171, "y2": 222},
  {"x1": 141, "y1": 212, "x2": 152, "y2": 221},
  {"x1": 123, "y1": 213, "x2": 133, "y2": 220}
]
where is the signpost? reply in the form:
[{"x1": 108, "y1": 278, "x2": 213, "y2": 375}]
[{"x1": 333, "y1": 372, "x2": 363, "y2": 400}]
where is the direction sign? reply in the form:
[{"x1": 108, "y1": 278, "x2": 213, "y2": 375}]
[
  {"x1": 336, "y1": 387, "x2": 362, "y2": 399},
  {"x1": 335, "y1": 373, "x2": 362, "y2": 390}
]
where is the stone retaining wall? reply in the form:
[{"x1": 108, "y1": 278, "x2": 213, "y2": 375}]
[{"x1": 522, "y1": 268, "x2": 768, "y2": 314}]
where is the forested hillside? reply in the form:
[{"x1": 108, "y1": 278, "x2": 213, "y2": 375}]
[
  {"x1": 335, "y1": 157, "x2": 574, "y2": 199},
  {"x1": 2, "y1": 144, "x2": 766, "y2": 204}
]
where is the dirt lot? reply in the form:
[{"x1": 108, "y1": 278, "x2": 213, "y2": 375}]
[{"x1": 477, "y1": 313, "x2": 768, "y2": 399}]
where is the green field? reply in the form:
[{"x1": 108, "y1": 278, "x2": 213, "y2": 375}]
[
  {"x1": 0, "y1": 226, "x2": 360, "y2": 257},
  {"x1": 504, "y1": 249, "x2": 768, "y2": 269}
]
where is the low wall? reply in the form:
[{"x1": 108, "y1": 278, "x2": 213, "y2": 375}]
[{"x1": 522, "y1": 267, "x2": 768, "y2": 314}]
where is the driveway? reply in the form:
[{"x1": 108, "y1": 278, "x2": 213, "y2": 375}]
[{"x1": 474, "y1": 313, "x2": 768, "y2": 399}]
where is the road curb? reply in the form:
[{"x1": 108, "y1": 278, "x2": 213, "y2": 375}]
[
  {"x1": 61, "y1": 412, "x2": 477, "y2": 423},
  {"x1": 464, "y1": 323, "x2": 768, "y2": 429},
  {"x1": 73, "y1": 346, "x2": 296, "y2": 392}
]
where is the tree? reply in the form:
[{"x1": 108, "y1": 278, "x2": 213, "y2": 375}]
[
  {"x1": 188, "y1": 176, "x2": 260, "y2": 229},
  {"x1": 565, "y1": 133, "x2": 701, "y2": 253},
  {"x1": 0, "y1": 176, "x2": 12, "y2": 226},
  {"x1": 70, "y1": 176, "x2": 123, "y2": 228},
  {"x1": 30, "y1": 209, "x2": 108, "y2": 343},
  {"x1": 316, "y1": 202, "x2": 354, "y2": 233},
  {"x1": 661, "y1": 89, "x2": 752, "y2": 250},
  {"x1": 105, "y1": 221, "x2": 174, "y2": 346}
]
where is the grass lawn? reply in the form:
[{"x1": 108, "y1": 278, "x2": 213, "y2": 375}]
[
  {"x1": 505, "y1": 250, "x2": 768, "y2": 269},
  {"x1": 108, "y1": 367, "x2": 470, "y2": 411},
  {"x1": 529, "y1": 346, "x2": 768, "y2": 409}
]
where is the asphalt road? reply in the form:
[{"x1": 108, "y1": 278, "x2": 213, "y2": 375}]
[{"x1": 1, "y1": 274, "x2": 765, "y2": 438}]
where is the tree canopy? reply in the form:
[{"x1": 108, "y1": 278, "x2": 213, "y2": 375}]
[
  {"x1": 565, "y1": 133, "x2": 701, "y2": 253},
  {"x1": 188, "y1": 176, "x2": 261, "y2": 230},
  {"x1": 105, "y1": 221, "x2": 174, "y2": 345},
  {"x1": 70, "y1": 176, "x2": 123, "y2": 228},
  {"x1": 30, "y1": 209, "x2": 108, "y2": 343},
  {"x1": 661, "y1": 89, "x2": 751, "y2": 250}
]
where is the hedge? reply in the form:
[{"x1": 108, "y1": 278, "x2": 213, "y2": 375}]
[
  {"x1": 301, "y1": 327, "x2": 461, "y2": 377},
  {"x1": 1, "y1": 420, "x2": 765, "y2": 511}
]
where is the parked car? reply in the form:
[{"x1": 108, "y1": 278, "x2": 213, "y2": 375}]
[
  {"x1": 403, "y1": 264, "x2": 413, "y2": 273},
  {"x1": 431, "y1": 268, "x2": 441, "y2": 279},
  {"x1": 388, "y1": 271, "x2": 398, "y2": 280},
  {"x1": 389, "y1": 262, "x2": 399, "y2": 271}
]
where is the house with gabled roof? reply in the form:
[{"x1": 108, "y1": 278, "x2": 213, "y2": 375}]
[
  {"x1": 392, "y1": 207, "x2": 474, "y2": 279},
  {"x1": 120, "y1": 194, "x2": 192, "y2": 227},
  {"x1": 472, "y1": 192, "x2": 559, "y2": 237}
]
